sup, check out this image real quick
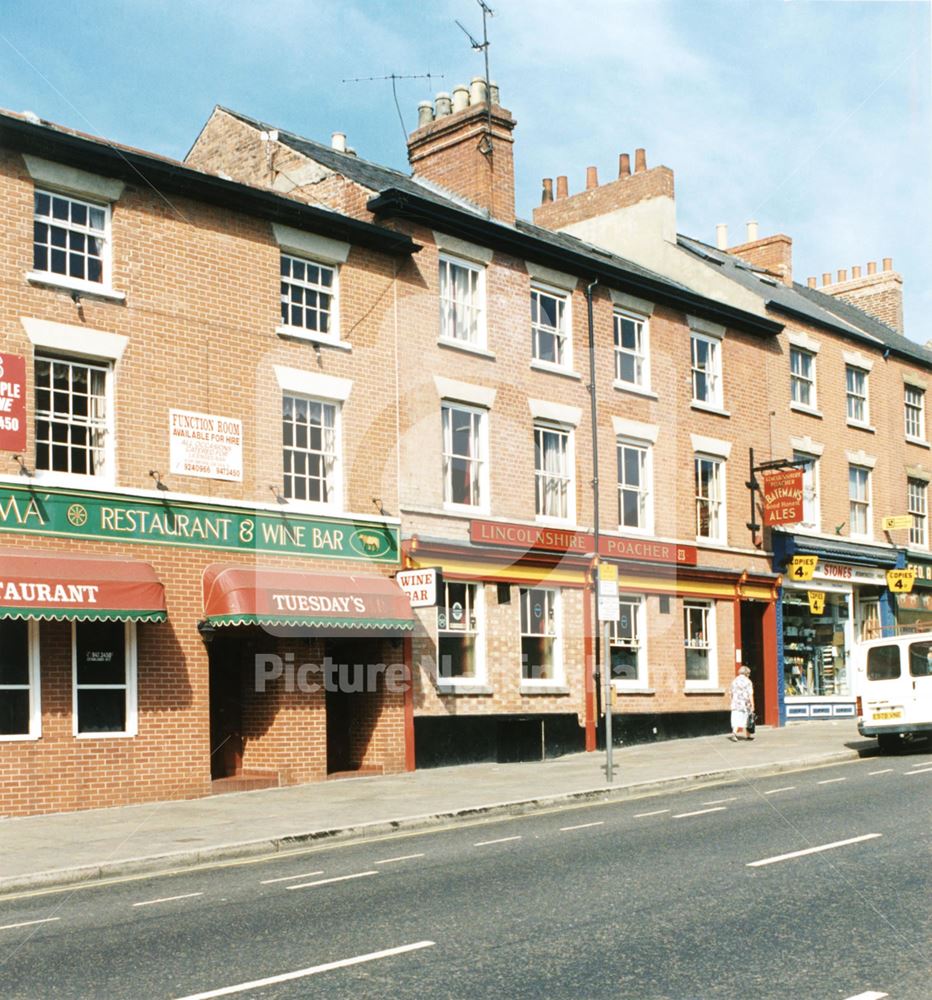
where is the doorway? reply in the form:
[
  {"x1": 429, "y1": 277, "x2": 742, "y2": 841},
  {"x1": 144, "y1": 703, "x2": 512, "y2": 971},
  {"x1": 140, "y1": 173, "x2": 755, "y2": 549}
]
[
  {"x1": 324, "y1": 638, "x2": 384, "y2": 775},
  {"x1": 740, "y1": 601, "x2": 768, "y2": 723},
  {"x1": 208, "y1": 632, "x2": 246, "y2": 779}
]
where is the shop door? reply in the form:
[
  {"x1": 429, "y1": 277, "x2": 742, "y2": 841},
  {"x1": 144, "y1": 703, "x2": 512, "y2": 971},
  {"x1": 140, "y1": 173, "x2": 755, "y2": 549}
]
[
  {"x1": 209, "y1": 634, "x2": 245, "y2": 779},
  {"x1": 325, "y1": 639, "x2": 382, "y2": 774},
  {"x1": 740, "y1": 601, "x2": 767, "y2": 722},
  {"x1": 857, "y1": 598, "x2": 882, "y2": 641}
]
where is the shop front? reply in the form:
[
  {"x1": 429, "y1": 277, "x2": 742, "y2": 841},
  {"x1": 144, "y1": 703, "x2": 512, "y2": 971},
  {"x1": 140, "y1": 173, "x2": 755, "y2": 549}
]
[
  {"x1": 773, "y1": 532, "x2": 901, "y2": 722},
  {"x1": 900, "y1": 553, "x2": 932, "y2": 633}
]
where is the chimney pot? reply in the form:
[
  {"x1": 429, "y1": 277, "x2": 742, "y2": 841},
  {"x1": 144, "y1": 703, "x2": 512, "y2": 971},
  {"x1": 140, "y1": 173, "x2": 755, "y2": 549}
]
[
  {"x1": 469, "y1": 77, "x2": 487, "y2": 106},
  {"x1": 331, "y1": 131, "x2": 347, "y2": 152},
  {"x1": 452, "y1": 84, "x2": 469, "y2": 113},
  {"x1": 542, "y1": 178, "x2": 554, "y2": 204},
  {"x1": 746, "y1": 220, "x2": 758, "y2": 242},
  {"x1": 489, "y1": 81, "x2": 500, "y2": 105},
  {"x1": 634, "y1": 148, "x2": 647, "y2": 173},
  {"x1": 556, "y1": 175, "x2": 569, "y2": 200},
  {"x1": 883, "y1": 257, "x2": 893, "y2": 272},
  {"x1": 807, "y1": 276, "x2": 817, "y2": 288},
  {"x1": 838, "y1": 269, "x2": 847, "y2": 283},
  {"x1": 867, "y1": 261, "x2": 877, "y2": 275},
  {"x1": 586, "y1": 166, "x2": 599, "y2": 190},
  {"x1": 715, "y1": 223, "x2": 728, "y2": 250},
  {"x1": 822, "y1": 273, "x2": 831, "y2": 286},
  {"x1": 618, "y1": 153, "x2": 631, "y2": 178},
  {"x1": 435, "y1": 92, "x2": 452, "y2": 117},
  {"x1": 852, "y1": 265, "x2": 861, "y2": 279},
  {"x1": 417, "y1": 101, "x2": 434, "y2": 127}
]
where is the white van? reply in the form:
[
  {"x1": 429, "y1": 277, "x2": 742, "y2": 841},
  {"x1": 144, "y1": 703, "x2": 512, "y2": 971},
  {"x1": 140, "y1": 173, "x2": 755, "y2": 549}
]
[{"x1": 853, "y1": 632, "x2": 932, "y2": 752}]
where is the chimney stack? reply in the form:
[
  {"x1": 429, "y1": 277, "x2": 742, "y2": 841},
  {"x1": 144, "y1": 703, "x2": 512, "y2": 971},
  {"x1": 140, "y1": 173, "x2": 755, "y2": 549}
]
[
  {"x1": 634, "y1": 148, "x2": 647, "y2": 173},
  {"x1": 728, "y1": 225, "x2": 793, "y2": 285},
  {"x1": 816, "y1": 257, "x2": 904, "y2": 332},
  {"x1": 331, "y1": 132, "x2": 347, "y2": 153},
  {"x1": 852, "y1": 265, "x2": 861, "y2": 279},
  {"x1": 619, "y1": 153, "x2": 631, "y2": 178},
  {"x1": 407, "y1": 82, "x2": 517, "y2": 222},
  {"x1": 837, "y1": 269, "x2": 847, "y2": 283}
]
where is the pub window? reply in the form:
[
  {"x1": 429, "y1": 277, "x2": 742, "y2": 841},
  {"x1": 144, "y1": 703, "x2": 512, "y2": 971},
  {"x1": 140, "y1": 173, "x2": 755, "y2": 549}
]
[
  {"x1": 908, "y1": 478, "x2": 928, "y2": 549},
  {"x1": 610, "y1": 596, "x2": 646, "y2": 685},
  {"x1": 520, "y1": 587, "x2": 561, "y2": 682},
  {"x1": 282, "y1": 394, "x2": 340, "y2": 505},
  {"x1": 684, "y1": 600, "x2": 716, "y2": 686},
  {"x1": 0, "y1": 619, "x2": 40, "y2": 740},
  {"x1": 33, "y1": 189, "x2": 109, "y2": 286},
  {"x1": 534, "y1": 422, "x2": 573, "y2": 521},
  {"x1": 280, "y1": 253, "x2": 337, "y2": 338},
  {"x1": 442, "y1": 402, "x2": 487, "y2": 509},
  {"x1": 73, "y1": 621, "x2": 137, "y2": 736},
  {"x1": 437, "y1": 581, "x2": 483, "y2": 681}
]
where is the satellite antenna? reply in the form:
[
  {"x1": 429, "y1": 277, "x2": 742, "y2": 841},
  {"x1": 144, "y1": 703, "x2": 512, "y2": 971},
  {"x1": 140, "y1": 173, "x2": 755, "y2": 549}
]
[
  {"x1": 455, "y1": 0, "x2": 495, "y2": 157},
  {"x1": 342, "y1": 72, "x2": 444, "y2": 143}
]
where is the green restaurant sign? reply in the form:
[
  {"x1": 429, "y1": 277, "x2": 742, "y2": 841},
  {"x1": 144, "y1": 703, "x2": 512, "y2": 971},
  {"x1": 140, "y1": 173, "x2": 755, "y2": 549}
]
[{"x1": 0, "y1": 483, "x2": 398, "y2": 562}]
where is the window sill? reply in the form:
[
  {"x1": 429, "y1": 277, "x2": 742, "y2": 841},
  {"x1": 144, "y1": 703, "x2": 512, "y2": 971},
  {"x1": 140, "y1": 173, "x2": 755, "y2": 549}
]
[
  {"x1": 276, "y1": 326, "x2": 351, "y2": 351},
  {"x1": 530, "y1": 360, "x2": 582, "y2": 381},
  {"x1": 26, "y1": 271, "x2": 126, "y2": 303},
  {"x1": 437, "y1": 337, "x2": 496, "y2": 360},
  {"x1": 906, "y1": 436, "x2": 930, "y2": 450},
  {"x1": 846, "y1": 420, "x2": 875, "y2": 433},
  {"x1": 613, "y1": 687, "x2": 655, "y2": 696},
  {"x1": 612, "y1": 380, "x2": 658, "y2": 401},
  {"x1": 684, "y1": 688, "x2": 725, "y2": 696},
  {"x1": 790, "y1": 402, "x2": 823, "y2": 419},
  {"x1": 519, "y1": 684, "x2": 570, "y2": 696},
  {"x1": 690, "y1": 402, "x2": 730, "y2": 418},
  {"x1": 30, "y1": 471, "x2": 116, "y2": 491},
  {"x1": 436, "y1": 683, "x2": 493, "y2": 696},
  {"x1": 0, "y1": 733, "x2": 40, "y2": 742},
  {"x1": 442, "y1": 502, "x2": 489, "y2": 516},
  {"x1": 75, "y1": 731, "x2": 137, "y2": 739}
]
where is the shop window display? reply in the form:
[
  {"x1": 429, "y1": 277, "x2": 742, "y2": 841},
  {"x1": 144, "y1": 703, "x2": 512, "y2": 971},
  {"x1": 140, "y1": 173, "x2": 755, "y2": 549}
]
[{"x1": 783, "y1": 591, "x2": 850, "y2": 697}]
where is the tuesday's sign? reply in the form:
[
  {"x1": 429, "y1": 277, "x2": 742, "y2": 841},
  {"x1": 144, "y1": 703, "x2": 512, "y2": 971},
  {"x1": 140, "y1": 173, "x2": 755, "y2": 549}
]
[
  {"x1": 0, "y1": 484, "x2": 399, "y2": 562},
  {"x1": 0, "y1": 353, "x2": 26, "y2": 453}
]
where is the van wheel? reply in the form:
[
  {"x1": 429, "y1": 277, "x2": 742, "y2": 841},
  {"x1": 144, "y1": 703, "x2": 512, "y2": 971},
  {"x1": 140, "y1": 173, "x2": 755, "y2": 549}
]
[{"x1": 877, "y1": 733, "x2": 901, "y2": 754}]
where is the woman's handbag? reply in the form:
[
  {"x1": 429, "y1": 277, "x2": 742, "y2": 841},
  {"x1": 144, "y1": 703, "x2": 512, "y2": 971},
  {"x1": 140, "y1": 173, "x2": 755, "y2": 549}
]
[{"x1": 746, "y1": 711, "x2": 756, "y2": 735}]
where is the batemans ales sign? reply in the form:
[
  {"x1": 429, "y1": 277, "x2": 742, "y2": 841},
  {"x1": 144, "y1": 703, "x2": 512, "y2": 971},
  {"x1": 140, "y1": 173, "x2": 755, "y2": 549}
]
[{"x1": 0, "y1": 484, "x2": 398, "y2": 562}]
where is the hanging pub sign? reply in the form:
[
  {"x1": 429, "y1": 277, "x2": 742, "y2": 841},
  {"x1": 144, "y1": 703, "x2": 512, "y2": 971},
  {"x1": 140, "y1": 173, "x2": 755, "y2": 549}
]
[
  {"x1": 0, "y1": 352, "x2": 27, "y2": 453},
  {"x1": 807, "y1": 591, "x2": 826, "y2": 615},
  {"x1": 395, "y1": 567, "x2": 442, "y2": 607},
  {"x1": 761, "y1": 468, "x2": 804, "y2": 526}
]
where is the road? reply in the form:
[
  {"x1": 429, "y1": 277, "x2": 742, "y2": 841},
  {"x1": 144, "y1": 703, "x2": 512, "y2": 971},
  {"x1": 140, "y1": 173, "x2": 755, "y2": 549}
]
[{"x1": 1, "y1": 750, "x2": 929, "y2": 999}]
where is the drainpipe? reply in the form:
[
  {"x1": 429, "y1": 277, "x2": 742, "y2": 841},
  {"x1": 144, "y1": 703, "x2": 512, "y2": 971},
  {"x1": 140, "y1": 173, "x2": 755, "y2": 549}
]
[{"x1": 586, "y1": 278, "x2": 612, "y2": 778}]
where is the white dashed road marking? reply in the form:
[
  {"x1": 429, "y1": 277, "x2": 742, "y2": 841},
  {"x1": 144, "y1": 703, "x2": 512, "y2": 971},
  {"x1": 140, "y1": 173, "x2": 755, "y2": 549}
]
[
  {"x1": 702, "y1": 797, "x2": 736, "y2": 805},
  {"x1": 172, "y1": 941, "x2": 436, "y2": 1000},
  {"x1": 0, "y1": 917, "x2": 60, "y2": 931},
  {"x1": 260, "y1": 871, "x2": 324, "y2": 885},
  {"x1": 634, "y1": 809, "x2": 670, "y2": 818},
  {"x1": 286, "y1": 872, "x2": 377, "y2": 890},
  {"x1": 764, "y1": 786, "x2": 795, "y2": 795},
  {"x1": 748, "y1": 833, "x2": 882, "y2": 868},
  {"x1": 474, "y1": 836, "x2": 522, "y2": 847},
  {"x1": 817, "y1": 777, "x2": 847, "y2": 785},
  {"x1": 133, "y1": 892, "x2": 203, "y2": 908},
  {"x1": 673, "y1": 806, "x2": 727, "y2": 819},
  {"x1": 841, "y1": 991, "x2": 888, "y2": 1000},
  {"x1": 559, "y1": 821, "x2": 604, "y2": 832},
  {"x1": 905, "y1": 767, "x2": 932, "y2": 775},
  {"x1": 375, "y1": 854, "x2": 426, "y2": 865},
  {"x1": 868, "y1": 769, "x2": 894, "y2": 775}
]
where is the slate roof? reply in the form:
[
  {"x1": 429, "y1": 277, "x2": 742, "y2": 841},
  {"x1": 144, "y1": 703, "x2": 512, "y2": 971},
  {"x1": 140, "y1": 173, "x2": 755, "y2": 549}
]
[{"x1": 678, "y1": 234, "x2": 932, "y2": 368}]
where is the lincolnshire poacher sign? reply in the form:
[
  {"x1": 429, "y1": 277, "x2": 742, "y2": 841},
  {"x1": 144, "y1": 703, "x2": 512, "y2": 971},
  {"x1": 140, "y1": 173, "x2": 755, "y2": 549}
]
[{"x1": 761, "y1": 468, "x2": 804, "y2": 526}]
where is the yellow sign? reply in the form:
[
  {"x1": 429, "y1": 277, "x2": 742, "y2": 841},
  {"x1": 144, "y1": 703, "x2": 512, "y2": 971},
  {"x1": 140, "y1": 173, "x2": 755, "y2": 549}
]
[
  {"x1": 807, "y1": 591, "x2": 826, "y2": 615},
  {"x1": 598, "y1": 563, "x2": 619, "y2": 582},
  {"x1": 882, "y1": 515, "x2": 914, "y2": 531},
  {"x1": 788, "y1": 555, "x2": 819, "y2": 582},
  {"x1": 886, "y1": 569, "x2": 916, "y2": 593}
]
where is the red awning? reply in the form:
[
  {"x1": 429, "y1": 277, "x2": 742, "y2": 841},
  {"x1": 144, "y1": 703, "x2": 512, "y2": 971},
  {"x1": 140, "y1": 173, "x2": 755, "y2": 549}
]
[
  {"x1": 202, "y1": 564, "x2": 415, "y2": 631},
  {"x1": 0, "y1": 550, "x2": 167, "y2": 622}
]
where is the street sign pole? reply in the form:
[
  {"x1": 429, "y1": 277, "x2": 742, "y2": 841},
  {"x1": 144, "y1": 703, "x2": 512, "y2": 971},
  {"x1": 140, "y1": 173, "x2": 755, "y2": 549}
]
[
  {"x1": 597, "y1": 562, "x2": 619, "y2": 782},
  {"x1": 602, "y1": 619, "x2": 613, "y2": 782}
]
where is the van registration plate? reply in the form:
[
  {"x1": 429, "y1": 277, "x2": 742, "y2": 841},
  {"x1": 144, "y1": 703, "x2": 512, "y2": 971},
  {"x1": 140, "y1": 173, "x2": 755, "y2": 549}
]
[{"x1": 872, "y1": 710, "x2": 903, "y2": 720}]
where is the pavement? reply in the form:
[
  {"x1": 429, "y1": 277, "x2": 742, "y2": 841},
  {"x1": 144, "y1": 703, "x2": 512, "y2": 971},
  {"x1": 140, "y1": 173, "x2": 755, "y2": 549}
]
[{"x1": 0, "y1": 720, "x2": 879, "y2": 895}]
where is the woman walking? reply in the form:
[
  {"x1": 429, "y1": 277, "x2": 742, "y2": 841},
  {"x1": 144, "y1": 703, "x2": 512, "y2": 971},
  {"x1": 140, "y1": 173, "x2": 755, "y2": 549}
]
[{"x1": 729, "y1": 665, "x2": 755, "y2": 741}]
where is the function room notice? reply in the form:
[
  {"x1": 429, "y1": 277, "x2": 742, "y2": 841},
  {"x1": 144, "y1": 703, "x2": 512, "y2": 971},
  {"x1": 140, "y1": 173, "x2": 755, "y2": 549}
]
[{"x1": 170, "y1": 409, "x2": 243, "y2": 482}]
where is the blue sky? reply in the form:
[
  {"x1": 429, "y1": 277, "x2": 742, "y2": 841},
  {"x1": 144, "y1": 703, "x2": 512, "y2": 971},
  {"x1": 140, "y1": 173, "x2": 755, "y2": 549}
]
[{"x1": 2, "y1": 0, "x2": 929, "y2": 338}]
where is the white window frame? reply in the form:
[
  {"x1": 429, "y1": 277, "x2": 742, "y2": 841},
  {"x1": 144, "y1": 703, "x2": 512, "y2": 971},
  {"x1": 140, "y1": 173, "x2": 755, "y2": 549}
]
[
  {"x1": 278, "y1": 252, "x2": 339, "y2": 342},
  {"x1": 617, "y1": 438, "x2": 653, "y2": 535},
  {"x1": 534, "y1": 421, "x2": 575, "y2": 524},
  {"x1": 846, "y1": 365, "x2": 870, "y2": 426},
  {"x1": 695, "y1": 454, "x2": 726, "y2": 543},
  {"x1": 613, "y1": 310, "x2": 650, "y2": 390},
  {"x1": 30, "y1": 188, "x2": 114, "y2": 297},
  {"x1": 610, "y1": 595, "x2": 648, "y2": 689},
  {"x1": 0, "y1": 619, "x2": 41, "y2": 741},
  {"x1": 72, "y1": 621, "x2": 138, "y2": 738},
  {"x1": 690, "y1": 332, "x2": 723, "y2": 409},
  {"x1": 908, "y1": 478, "x2": 928, "y2": 549},
  {"x1": 905, "y1": 386, "x2": 926, "y2": 443},
  {"x1": 33, "y1": 352, "x2": 115, "y2": 488},
  {"x1": 441, "y1": 401, "x2": 489, "y2": 512},
  {"x1": 436, "y1": 580, "x2": 486, "y2": 685},
  {"x1": 848, "y1": 464, "x2": 872, "y2": 539},
  {"x1": 684, "y1": 600, "x2": 717, "y2": 689},
  {"x1": 789, "y1": 347, "x2": 817, "y2": 409},
  {"x1": 531, "y1": 283, "x2": 573, "y2": 371},
  {"x1": 519, "y1": 586, "x2": 563, "y2": 685},
  {"x1": 281, "y1": 393, "x2": 342, "y2": 509},
  {"x1": 439, "y1": 254, "x2": 486, "y2": 349},
  {"x1": 793, "y1": 451, "x2": 821, "y2": 533}
]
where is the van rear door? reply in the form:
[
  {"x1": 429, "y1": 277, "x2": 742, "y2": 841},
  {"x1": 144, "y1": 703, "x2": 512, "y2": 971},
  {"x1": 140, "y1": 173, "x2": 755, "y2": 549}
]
[
  {"x1": 906, "y1": 638, "x2": 932, "y2": 727},
  {"x1": 863, "y1": 642, "x2": 907, "y2": 729}
]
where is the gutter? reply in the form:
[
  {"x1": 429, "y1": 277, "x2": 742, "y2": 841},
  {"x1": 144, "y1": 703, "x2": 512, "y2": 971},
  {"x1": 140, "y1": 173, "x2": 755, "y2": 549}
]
[
  {"x1": 368, "y1": 189, "x2": 784, "y2": 339},
  {"x1": 0, "y1": 114, "x2": 419, "y2": 258}
]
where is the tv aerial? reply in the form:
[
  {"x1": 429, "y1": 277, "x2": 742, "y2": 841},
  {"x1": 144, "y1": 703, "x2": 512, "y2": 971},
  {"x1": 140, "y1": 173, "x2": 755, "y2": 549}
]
[
  {"x1": 455, "y1": 0, "x2": 495, "y2": 156},
  {"x1": 342, "y1": 71, "x2": 444, "y2": 143}
]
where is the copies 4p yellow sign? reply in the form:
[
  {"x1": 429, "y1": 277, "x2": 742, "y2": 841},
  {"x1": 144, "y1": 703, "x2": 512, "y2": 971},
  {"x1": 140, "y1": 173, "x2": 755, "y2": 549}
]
[
  {"x1": 788, "y1": 555, "x2": 818, "y2": 582},
  {"x1": 886, "y1": 569, "x2": 916, "y2": 593}
]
